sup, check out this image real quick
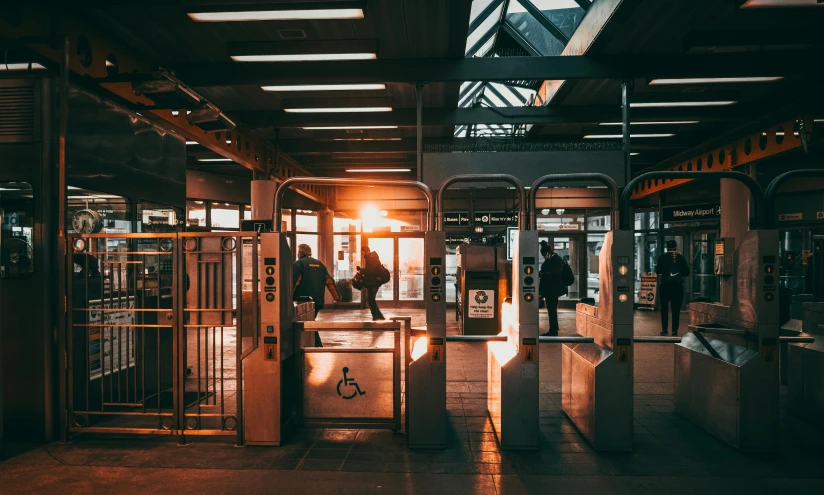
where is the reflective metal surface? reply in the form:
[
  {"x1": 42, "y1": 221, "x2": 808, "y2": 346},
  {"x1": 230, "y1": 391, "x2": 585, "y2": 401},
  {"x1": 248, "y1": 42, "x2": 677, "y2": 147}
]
[
  {"x1": 788, "y1": 302, "x2": 824, "y2": 426},
  {"x1": 682, "y1": 230, "x2": 780, "y2": 453},
  {"x1": 564, "y1": 230, "x2": 634, "y2": 451}
]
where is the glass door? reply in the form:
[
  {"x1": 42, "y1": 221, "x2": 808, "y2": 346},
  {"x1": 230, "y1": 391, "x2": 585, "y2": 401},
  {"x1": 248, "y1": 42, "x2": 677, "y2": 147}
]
[
  {"x1": 538, "y1": 234, "x2": 584, "y2": 301},
  {"x1": 364, "y1": 234, "x2": 425, "y2": 307},
  {"x1": 691, "y1": 232, "x2": 719, "y2": 302}
]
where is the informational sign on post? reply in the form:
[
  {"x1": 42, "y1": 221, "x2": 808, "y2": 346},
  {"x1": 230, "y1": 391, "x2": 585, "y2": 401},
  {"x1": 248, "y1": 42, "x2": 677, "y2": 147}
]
[
  {"x1": 638, "y1": 273, "x2": 657, "y2": 310},
  {"x1": 88, "y1": 297, "x2": 136, "y2": 381},
  {"x1": 467, "y1": 289, "x2": 495, "y2": 318}
]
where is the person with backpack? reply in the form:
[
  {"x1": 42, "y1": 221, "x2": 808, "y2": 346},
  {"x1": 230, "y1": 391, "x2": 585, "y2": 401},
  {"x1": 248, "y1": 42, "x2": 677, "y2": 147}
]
[
  {"x1": 539, "y1": 240, "x2": 574, "y2": 336},
  {"x1": 655, "y1": 240, "x2": 691, "y2": 336},
  {"x1": 359, "y1": 245, "x2": 390, "y2": 321}
]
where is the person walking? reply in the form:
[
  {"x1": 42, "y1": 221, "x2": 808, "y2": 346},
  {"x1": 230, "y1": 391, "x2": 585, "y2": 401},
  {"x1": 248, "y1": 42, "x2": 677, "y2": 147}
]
[
  {"x1": 539, "y1": 240, "x2": 566, "y2": 336},
  {"x1": 360, "y1": 245, "x2": 389, "y2": 321},
  {"x1": 656, "y1": 240, "x2": 690, "y2": 336},
  {"x1": 292, "y1": 243, "x2": 335, "y2": 317}
]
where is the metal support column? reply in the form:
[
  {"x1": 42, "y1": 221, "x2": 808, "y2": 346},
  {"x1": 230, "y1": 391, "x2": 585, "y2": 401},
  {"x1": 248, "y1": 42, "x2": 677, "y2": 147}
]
[
  {"x1": 57, "y1": 35, "x2": 70, "y2": 444},
  {"x1": 416, "y1": 82, "x2": 424, "y2": 183},
  {"x1": 621, "y1": 79, "x2": 633, "y2": 188}
]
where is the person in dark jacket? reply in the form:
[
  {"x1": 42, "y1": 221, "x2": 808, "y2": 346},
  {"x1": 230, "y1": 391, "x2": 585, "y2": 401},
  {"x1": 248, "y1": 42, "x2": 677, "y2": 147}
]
[
  {"x1": 361, "y1": 245, "x2": 386, "y2": 321},
  {"x1": 292, "y1": 244, "x2": 331, "y2": 317},
  {"x1": 655, "y1": 240, "x2": 691, "y2": 336},
  {"x1": 539, "y1": 240, "x2": 566, "y2": 336}
]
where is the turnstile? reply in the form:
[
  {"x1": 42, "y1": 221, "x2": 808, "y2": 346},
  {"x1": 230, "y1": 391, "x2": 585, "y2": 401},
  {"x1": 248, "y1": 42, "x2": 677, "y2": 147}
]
[{"x1": 529, "y1": 174, "x2": 634, "y2": 451}]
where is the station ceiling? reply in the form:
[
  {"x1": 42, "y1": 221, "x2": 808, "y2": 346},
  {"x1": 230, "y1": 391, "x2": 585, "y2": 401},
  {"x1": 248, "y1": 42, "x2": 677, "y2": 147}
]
[{"x1": 4, "y1": 0, "x2": 824, "y2": 181}]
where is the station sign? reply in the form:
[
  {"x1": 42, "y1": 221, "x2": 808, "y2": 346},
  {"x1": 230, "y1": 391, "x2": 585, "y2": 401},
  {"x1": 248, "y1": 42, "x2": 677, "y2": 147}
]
[
  {"x1": 661, "y1": 204, "x2": 720, "y2": 222},
  {"x1": 443, "y1": 212, "x2": 518, "y2": 227}
]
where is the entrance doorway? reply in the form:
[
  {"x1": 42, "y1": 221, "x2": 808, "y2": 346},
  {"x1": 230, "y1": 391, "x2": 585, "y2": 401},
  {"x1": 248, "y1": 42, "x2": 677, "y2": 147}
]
[
  {"x1": 538, "y1": 234, "x2": 584, "y2": 302},
  {"x1": 364, "y1": 234, "x2": 425, "y2": 308}
]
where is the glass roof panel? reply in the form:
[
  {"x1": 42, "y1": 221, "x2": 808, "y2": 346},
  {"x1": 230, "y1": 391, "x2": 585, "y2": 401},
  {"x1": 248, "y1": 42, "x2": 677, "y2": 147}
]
[{"x1": 465, "y1": 1, "x2": 505, "y2": 55}]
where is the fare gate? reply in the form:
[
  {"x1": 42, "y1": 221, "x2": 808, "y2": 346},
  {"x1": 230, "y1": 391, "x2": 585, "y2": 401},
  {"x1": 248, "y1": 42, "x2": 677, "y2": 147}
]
[{"x1": 65, "y1": 232, "x2": 256, "y2": 443}]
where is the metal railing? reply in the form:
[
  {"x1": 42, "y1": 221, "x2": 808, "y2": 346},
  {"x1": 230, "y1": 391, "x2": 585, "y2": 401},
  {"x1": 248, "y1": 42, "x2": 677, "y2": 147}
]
[
  {"x1": 436, "y1": 174, "x2": 527, "y2": 230},
  {"x1": 529, "y1": 173, "x2": 619, "y2": 231}
]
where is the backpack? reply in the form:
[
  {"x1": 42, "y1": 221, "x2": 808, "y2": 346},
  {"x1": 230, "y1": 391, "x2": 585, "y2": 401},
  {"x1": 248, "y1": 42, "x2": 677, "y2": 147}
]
[
  {"x1": 561, "y1": 261, "x2": 575, "y2": 287},
  {"x1": 375, "y1": 264, "x2": 391, "y2": 285},
  {"x1": 667, "y1": 257, "x2": 683, "y2": 283}
]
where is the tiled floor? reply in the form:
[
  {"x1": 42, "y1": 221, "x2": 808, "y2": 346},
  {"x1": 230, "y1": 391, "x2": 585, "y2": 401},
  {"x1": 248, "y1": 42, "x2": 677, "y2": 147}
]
[{"x1": 2, "y1": 309, "x2": 823, "y2": 494}]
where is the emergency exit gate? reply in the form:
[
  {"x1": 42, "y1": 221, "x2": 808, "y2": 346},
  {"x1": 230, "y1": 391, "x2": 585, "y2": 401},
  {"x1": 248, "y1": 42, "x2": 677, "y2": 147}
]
[{"x1": 65, "y1": 232, "x2": 257, "y2": 443}]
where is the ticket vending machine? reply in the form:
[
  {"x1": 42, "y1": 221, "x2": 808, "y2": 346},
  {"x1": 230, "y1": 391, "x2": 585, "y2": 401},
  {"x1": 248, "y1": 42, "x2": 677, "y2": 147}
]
[
  {"x1": 407, "y1": 231, "x2": 447, "y2": 448},
  {"x1": 243, "y1": 232, "x2": 297, "y2": 445},
  {"x1": 488, "y1": 229, "x2": 540, "y2": 449}
]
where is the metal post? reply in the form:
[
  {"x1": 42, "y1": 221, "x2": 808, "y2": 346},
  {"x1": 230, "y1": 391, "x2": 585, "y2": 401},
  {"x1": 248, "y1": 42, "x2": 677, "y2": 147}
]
[
  {"x1": 621, "y1": 79, "x2": 633, "y2": 188},
  {"x1": 57, "y1": 35, "x2": 70, "y2": 444},
  {"x1": 416, "y1": 82, "x2": 424, "y2": 183}
]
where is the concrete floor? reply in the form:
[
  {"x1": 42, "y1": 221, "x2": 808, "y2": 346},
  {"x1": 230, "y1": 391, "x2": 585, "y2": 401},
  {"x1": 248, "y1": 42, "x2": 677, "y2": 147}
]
[{"x1": 2, "y1": 308, "x2": 823, "y2": 494}]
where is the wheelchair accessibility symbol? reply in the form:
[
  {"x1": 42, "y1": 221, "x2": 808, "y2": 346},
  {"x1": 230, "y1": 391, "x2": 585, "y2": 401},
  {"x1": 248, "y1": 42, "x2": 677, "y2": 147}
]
[{"x1": 336, "y1": 367, "x2": 366, "y2": 400}]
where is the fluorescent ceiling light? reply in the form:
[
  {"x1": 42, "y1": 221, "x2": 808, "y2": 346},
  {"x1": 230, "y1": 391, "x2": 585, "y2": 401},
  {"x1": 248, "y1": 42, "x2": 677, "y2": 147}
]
[
  {"x1": 185, "y1": 140, "x2": 198, "y2": 145},
  {"x1": 631, "y1": 101, "x2": 736, "y2": 108},
  {"x1": 285, "y1": 106, "x2": 391, "y2": 113},
  {"x1": 346, "y1": 168, "x2": 411, "y2": 173},
  {"x1": 188, "y1": 8, "x2": 363, "y2": 22},
  {"x1": 197, "y1": 158, "x2": 233, "y2": 162},
  {"x1": 231, "y1": 53, "x2": 376, "y2": 62},
  {"x1": 631, "y1": 152, "x2": 640, "y2": 156},
  {"x1": 332, "y1": 138, "x2": 402, "y2": 141},
  {"x1": 740, "y1": 0, "x2": 823, "y2": 8},
  {"x1": 1, "y1": 62, "x2": 45, "y2": 70},
  {"x1": 583, "y1": 134, "x2": 675, "y2": 139},
  {"x1": 599, "y1": 121, "x2": 699, "y2": 126},
  {"x1": 303, "y1": 125, "x2": 398, "y2": 130},
  {"x1": 650, "y1": 76, "x2": 783, "y2": 85},
  {"x1": 815, "y1": 119, "x2": 824, "y2": 122},
  {"x1": 262, "y1": 83, "x2": 385, "y2": 92}
]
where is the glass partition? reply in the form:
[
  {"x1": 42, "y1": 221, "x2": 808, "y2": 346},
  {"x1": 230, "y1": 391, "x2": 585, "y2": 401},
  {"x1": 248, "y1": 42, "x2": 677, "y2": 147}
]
[
  {"x1": 0, "y1": 182, "x2": 35, "y2": 277},
  {"x1": 399, "y1": 237, "x2": 424, "y2": 301},
  {"x1": 138, "y1": 201, "x2": 182, "y2": 233},
  {"x1": 67, "y1": 187, "x2": 131, "y2": 233}
]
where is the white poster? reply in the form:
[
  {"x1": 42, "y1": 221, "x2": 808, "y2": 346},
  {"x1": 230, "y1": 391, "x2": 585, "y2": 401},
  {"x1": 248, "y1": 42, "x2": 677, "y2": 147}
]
[
  {"x1": 467, "y1": 289, "x2": 495, "y2": 319},
  {"x1": 88, "y1": 297, "x2": 136, "y2": 381},
  {"x1": 638, "y1": 273, "x2": 657, "y2": 310}
]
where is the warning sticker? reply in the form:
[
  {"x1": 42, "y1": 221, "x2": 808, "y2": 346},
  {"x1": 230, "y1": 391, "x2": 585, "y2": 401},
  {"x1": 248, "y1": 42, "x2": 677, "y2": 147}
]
[{"x1": 467, "y1": 290, "x2": 495, "y2": 319}]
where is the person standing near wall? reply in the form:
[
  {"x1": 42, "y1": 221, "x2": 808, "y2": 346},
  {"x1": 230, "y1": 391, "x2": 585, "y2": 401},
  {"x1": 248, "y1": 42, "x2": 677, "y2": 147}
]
[
  {"x1": 293, "y1": 243, "x2": 334, "y2": 317},
  {"x1": 656, "y1": 240, "x2": 690, "y2": 336},
  {"x1": 539, "y1": 240, "x2": 566, "y2": 336}
]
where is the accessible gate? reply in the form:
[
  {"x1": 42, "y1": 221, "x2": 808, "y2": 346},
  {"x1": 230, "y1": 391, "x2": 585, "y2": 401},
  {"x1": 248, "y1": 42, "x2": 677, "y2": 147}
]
[{"x1": 65, "y1": 232, "x2": 257, "y2": 443}]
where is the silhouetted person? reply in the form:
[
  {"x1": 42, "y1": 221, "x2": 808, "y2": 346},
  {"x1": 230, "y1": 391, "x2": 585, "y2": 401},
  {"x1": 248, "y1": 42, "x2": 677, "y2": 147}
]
[
  {"x1": 539, "y1": 240, "x2": 565, "y2": 336},
  {"x1": 360, "y1": 245, "x2": 389, "y2": 321},
  {"x1": 656, "y1": 240, "x2": 690, "y2": 336},
  {"x1": 292, "y1": 243, "x2": 332, "y2": 317}
]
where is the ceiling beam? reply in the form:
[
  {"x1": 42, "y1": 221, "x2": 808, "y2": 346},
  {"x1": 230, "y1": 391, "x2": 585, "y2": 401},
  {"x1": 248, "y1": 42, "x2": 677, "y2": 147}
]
[
  {"x1": 233, "y1": 106, "x2": 744, "y2": 129},
  {"x1": 175, "y1": 51, "x2": 818, "y2": 86}
]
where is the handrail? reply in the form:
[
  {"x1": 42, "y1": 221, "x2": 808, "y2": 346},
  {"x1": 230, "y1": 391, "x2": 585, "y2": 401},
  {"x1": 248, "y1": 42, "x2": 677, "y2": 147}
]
[
  {"x1": 273, "y1": 177, "x2": 435, "y2": 232},
  {"x1": 764, "y1": 169, "x2": 824, "y2": 228},
  {"x1": 446, "y1": 335, "x2": 508, "y2": 342},
  {"x1": 528, "y1": 173, "x2": 619, "y2": 231},
  {"x1": 619, "y1": 171, "x2": 764, "y2": 230},
  {"x1": 436, "y1": 174, "x2": 527, "y2": 231}
]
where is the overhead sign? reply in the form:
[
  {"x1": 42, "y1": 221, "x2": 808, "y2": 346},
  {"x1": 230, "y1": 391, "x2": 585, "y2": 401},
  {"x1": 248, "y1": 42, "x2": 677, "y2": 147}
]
[
  {"x1": 661, "y1": 204, "x2": 720, "y2": 222},
  {"x1": 778, "y1": 213, "x2": 803, "y2": 221},
  {"x1": 442, "y1": 212, "x2": 517, "y2": 227}
]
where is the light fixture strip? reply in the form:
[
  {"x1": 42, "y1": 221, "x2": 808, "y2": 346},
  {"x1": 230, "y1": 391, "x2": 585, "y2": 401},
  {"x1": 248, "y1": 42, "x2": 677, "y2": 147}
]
[
  {"x1": 188, "y1": 8, "x2": 364, "y2": 22},
  {"x1": 303, "y1": 125, "x2": 398, "y2": 130},
  {"x1": 649, "y1": 76, "x2": 783, "y2": 85},
  {"x1": 197, "y1": 158, "x2": 234, "y2": 162},
  {"x1": 231, "y1": 53, "x2": 376, "y2": 62},
  {"x1": 346, "y1": 168, "x2": 411, "y2": 173},
  {"x1": 599, "y1": 121, "x2": 699, "y2": 126},
  {"x1": 630, "y1": 101, "x2": 737, "y2": 108},
  {"x1": 262, "y1": 83, "x2": 386, "y2": 92},
  {"x1": 285, "y1": 106, "x2": 392, "y2": 113},
  {"x1": 583, "y1": 134, "x2": 675, "y2": 139}
]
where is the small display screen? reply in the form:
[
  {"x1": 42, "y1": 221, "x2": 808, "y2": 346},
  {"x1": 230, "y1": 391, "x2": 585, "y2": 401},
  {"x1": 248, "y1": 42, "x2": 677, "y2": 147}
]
[
  {"x1": 523, "y1": 257, "x2": 535, "y2": 265},
  {"x1": 429, "y1": 257, "x2": 442, "y2": 265},
  {"x1": 762, "y1": 256, "x2": 776, "y2": 264},
  {"x1": 264, "y1": 257, "x2": 277, "y2": 265}
]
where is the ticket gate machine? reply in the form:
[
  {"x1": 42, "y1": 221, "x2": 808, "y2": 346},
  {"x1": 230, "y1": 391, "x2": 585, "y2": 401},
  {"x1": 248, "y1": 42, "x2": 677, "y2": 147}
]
[
  {"x1": 437, "y1": 174, "x2": 538, "y2": 449},
  {"x1": 244, "y1": 232, "x2": 296, "y2": 445},
  {"x1": 530, "y1": 174, "x2": 633, "y2": 451},
  {"x1": 244, "y1": 177, "x2": 443, "y2": 448},
  {"x1": 621, "y1": 171, "x2": 775, "y2": 453}
]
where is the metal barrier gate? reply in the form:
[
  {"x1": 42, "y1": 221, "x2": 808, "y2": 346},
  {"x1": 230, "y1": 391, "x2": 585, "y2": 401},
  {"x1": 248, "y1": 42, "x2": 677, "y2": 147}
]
[{"x1": 65, "y1": 232, "x2": 256, "y2": 443}]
